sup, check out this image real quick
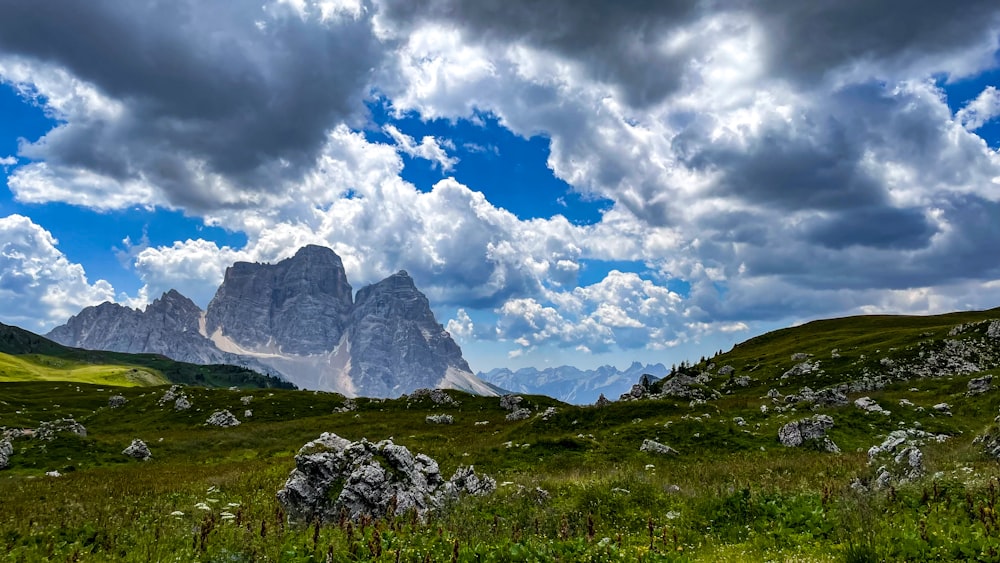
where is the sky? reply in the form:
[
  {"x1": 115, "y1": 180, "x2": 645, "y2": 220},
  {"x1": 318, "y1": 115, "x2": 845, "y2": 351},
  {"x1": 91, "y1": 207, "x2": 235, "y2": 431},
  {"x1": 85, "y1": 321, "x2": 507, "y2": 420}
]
[{"x1": 2, "y1": 1, "x2": 1000, "y2": 374}]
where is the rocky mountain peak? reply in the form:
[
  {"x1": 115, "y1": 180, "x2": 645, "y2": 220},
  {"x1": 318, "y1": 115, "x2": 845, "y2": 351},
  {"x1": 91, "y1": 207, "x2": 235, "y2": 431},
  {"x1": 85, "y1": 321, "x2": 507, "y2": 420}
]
[
  {"x1": 205, "y1": 245, "x2": 353, "y2": 355},
  {"x1": 48, "y1": 245, "x2": 490, "y2": 398}
]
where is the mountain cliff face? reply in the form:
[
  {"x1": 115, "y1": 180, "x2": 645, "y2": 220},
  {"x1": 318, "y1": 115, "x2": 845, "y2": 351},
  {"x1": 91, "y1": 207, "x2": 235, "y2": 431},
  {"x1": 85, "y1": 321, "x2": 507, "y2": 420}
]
[
  {"x1": 206, "y1": 245, "x2": 353, "y2": 355},
  {"x1": 478, "y1": 361, "x2": 669, "y2": 404},
  {"x1": 48, "y1": 246, "x2": 490, "y2": 398}
]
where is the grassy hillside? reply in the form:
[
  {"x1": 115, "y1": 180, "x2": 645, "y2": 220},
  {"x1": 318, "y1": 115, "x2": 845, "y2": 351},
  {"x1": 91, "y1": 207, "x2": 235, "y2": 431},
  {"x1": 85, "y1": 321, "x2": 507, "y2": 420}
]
[
  {"x1": 2, "y1": 309, "x2": 1000, "y2": 561},
  {"x1": 0, "y1": 322, "x2": 295, "y2": 390},
  {"x1": 0, "y1": 353, "x2": 167, "y2": 386}
]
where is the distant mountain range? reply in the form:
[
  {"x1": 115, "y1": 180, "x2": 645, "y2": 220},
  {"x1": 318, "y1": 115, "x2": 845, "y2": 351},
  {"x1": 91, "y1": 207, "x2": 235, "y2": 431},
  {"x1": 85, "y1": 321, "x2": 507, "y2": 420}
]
[
  {"x1": 477, "y1": 361, "x2": 670, "y2": 404},
  {"x1": 48, "y1": 245, "x2": 499, "y2": 398}
]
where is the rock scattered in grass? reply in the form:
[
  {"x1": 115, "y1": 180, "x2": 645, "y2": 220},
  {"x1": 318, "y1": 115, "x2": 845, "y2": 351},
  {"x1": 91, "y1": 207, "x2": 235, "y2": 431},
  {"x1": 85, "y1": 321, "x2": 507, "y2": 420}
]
[
  {"x1": 240, "y1": 395, "x2": 253, "y2": 405},
  {"x1": 206, "y1": 410, "x2": 240, "y2": 427},
  {"x1": 122, "y1": 439, "x2": 152, "y2": 461},
  {"x1": 640, "y1": 439, "x2": 679, "y2": 456},
  {"x1": 174, "y1": 396, "x2": 192, "y2": 411},
  {"x1": 0, "y1": 439, "x2": 11, "y2": 470},
  {"x1": 277, "y1": 432, "x2": 495, "y2": 523},
  {"x1": 777, "y1": 415, "x2": 839, "y2": 453},
  {"x1": 967, "y1": 375, "x2": 993, "y2": 396},
  {"x1": 408, "y1": 388, "x2": 460, "y2": 407},
  {"x1": 35, "y1": 418, "x2": 87, "y2": 441},
  {"x1": 108, "y1": 395, "x2": 127, "y2": 408},
  {"x1": 854, "y1": 396, "x2": 890, "y2": 415},
  {"x1": 500, "y1": 395, "x2": 523, "y2": 411},
  {"x1": 425, "y1": 414, "x2": 454, "y2": 424},
  {"x1": 932, "y1": 402, "x2": 951, "y2": 415},
  {"x1": 505, "y1": 408, "x2": 531, "y2": 422}
]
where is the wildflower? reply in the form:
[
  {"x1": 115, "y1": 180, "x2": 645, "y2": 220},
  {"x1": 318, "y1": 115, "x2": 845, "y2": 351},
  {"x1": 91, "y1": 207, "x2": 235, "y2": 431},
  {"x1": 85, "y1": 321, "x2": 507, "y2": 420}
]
[
  {"x1": 644, "y1": 464, "x2": 655, "y2": 470},
  {"x1": 194, "y1": 502, "x2": 211, "y2": 511},
  {"x1": 170, "y1": 511, "x2": 185, "y2": 517},
  {"x1": 220, "y1": 512, "x2": 236, "y2": 521}
]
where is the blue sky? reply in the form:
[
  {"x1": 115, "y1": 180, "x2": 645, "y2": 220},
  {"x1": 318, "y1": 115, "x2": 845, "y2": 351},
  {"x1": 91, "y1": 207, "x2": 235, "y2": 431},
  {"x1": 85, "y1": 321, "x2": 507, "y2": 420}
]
[{"x1": 2, "y1": 1, "x2": 1000, "y2": 373}]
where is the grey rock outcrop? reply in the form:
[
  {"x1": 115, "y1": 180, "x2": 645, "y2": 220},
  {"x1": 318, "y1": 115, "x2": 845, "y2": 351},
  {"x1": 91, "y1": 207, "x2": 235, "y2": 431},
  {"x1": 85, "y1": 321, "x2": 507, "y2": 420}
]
[
  {"x1": 505, "y1": 408, "x2": 531, "y2": 421},
  {"x1": 425, "y1": 414, "x2": 454, "y2": 425},
  {"x1": 867, "y1": 429, "x2": 948, "y2": 488},
  {"x1": 968, "y1": 375, "x2": 993, "y2": 396},
  {"x1": 640, "y1": 439, "x2": 678, "y2": 456},
  {"x1": 276, "y1": 432, "x2": 494, "y2": 523},
  {"x1": 206, "y1": 410, "x2": 241, "y2": 427},
  {"x1": 594, "y1": 394, "x2": 612, "y2": 407},
  {"x1": 500, "y1": 395, "x2": 523, "y2": 411},
  {"x1": 108, "y1": 395, "x2": 127, "y2": 408},
  {"x1": 0, "y1": 439, "x2": 11, "y2": 470},
  {"x1": 36, "y1": 418, "x2": 87, "y2": 441},
  {"x1": 122, "y1": 439, "x2": 152, "y2": 461},
  {"x1": 778, "y1": 415, "x2": 839, "y2": 452},
  {"x1": 854, "y1": 396, "x2": 889, "y2": 415},
  {"x1": 174, "y1": 397, "x2": 192, "y2": 411},
  {"x1": 407, "y1": 388, "x2": 460, "y2": 406}
]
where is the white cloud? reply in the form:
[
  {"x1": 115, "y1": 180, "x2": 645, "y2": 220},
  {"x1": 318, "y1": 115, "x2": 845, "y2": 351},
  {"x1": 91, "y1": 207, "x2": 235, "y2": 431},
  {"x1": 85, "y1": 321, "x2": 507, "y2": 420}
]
[
  {"x1": 957, "y1": 86, "x2": 1000, "y2": 130},
  {"x1": 0, "y1": 155, "x2": 16, "y2": 168},
  {"x1": 0, "y1": 214, "x2": 115, "y2": 332},
  {"x1": 383, "y1": 124, "x2": 458, "y2": 171},
  {"x1": 445, "y1": 308, "x2": 473, "y2": 341}
]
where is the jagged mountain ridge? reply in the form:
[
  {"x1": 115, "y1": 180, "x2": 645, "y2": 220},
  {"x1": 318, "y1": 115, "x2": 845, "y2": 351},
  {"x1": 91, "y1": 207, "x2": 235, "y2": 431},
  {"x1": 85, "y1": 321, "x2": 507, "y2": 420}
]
[
  {"x1": 48, "y1": 246, "x2": 493, "y2": 398},
  {"x1": 478, "y1": 361, "x2": 669, "y2": 404}
]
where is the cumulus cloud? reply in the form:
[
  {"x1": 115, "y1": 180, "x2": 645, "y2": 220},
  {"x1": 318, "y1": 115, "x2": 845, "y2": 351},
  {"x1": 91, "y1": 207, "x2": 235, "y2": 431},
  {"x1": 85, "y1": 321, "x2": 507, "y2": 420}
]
[
  {"x1": 4, "y1": 1, "x2": 1000, "y2": 364},
  {"x1": 495, "y1": 271, "x2": 687, "y2": 353},
  {"x1": 0, "y1": 0, "x2": 384, "y2": 211},
  {"x1": 383, "y1": 124, "x2": 458, "y2": 171},
  {"x1": 0, "y1": 214, "x2": 115, "y2": 332},
  {"x1": 957, "y1": 86, "x2": 1000, "y2": 130}
]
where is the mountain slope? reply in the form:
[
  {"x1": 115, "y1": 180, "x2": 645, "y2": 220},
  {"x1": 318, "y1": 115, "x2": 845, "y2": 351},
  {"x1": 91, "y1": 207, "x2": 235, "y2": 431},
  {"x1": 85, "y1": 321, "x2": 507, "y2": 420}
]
[{"x1": 1, "y1": 322, "x2": 293, "y2": 389}]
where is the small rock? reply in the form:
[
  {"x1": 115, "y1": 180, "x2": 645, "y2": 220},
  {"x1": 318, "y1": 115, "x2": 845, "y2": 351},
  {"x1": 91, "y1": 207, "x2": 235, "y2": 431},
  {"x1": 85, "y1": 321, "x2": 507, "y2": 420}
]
[
  {"x1": 35, "y1": 418, "x2": 87, "y2": 441},
  {"x1": 539, "y1": 407, "x2": 557, "y2": 421},
  {"x1": 174, "y1": 396, "x2": 192, "y2": 411},
  {"x1": 791, "y1": 352, "x2": 811, "y2": 361},
  {"x1": 240, "y1": 395, "x2": 254, "y2": 406},
  {"x1": 335, "y1": 398, "x2": 357, "y2": 413},
  {"x1": 777, "y1": 415, "x2": 839, "y2": 453},
  {"x1": 157, "y1": 385, "x2": 183, "y2": 405},
  {"x1": 108, "y1": 395, "x2": 128, "y2": 409},
  {"x1": 46, "y1": 470, "x2": 62, "y2": 478},
  {"x1": 967, "y1": 376, "x2": 993, "y2": 397},
  {"x1": 733, "y1": 417, "x2": 747, "y2": 426},
  {"x1": 244, "y1": 409, "x2": 253, "y2": 418},
  {"x1": 782, "y1": 361, "x2": 818, "y2": 379},
  {"x1": 899, "y1": 399, "x2": 914, "y2": 407},
  {"x1": 717, "y1": 365, "x2": 735, "y2": 376},
  {"x1": 122, "y1": 439, "x2": 152, "y2": 461},
  {"x1": 0, "y1": 439, "x2": 12, "y2": 470},
  {"x1": 505, "y1": 408, "x2": 531, "y2": 422},
  {"x1": 640, "y1": 439, "x2": 679, "y2": 456},
  {"x1": 500, "y1": 395, "x2": 523, "y2": 411},
  {"x1": 206, "y1": 410, "x2": 241, "y2": 428},
  {"x1": 932, "y1": 403, "x2": 952, "y2": 415},
  {"x1": 732, "y1": 376, "x2": 751, "y2": 387},
  {"x1": 425, "y1": 414, "x2": 454, "y2": 425},
  {"x1": 854, "y1": 397, "x2": 890, "y2": 416}
]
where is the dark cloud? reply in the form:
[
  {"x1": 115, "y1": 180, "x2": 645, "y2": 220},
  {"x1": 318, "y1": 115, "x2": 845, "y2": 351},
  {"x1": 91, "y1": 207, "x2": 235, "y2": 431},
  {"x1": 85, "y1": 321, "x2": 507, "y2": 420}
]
[
  {"x1": 755, "y1": 0, "x2": 1000, "y2": 82},
  {"x1": 805, "y1": 207, "x2": 937, "y2": 250},
  {"x1": 378, "y1": 0, "x2": 705, "y2": 108},
  {"x1": 0, "y1": 0, "x2": 383, "y2": 209}
]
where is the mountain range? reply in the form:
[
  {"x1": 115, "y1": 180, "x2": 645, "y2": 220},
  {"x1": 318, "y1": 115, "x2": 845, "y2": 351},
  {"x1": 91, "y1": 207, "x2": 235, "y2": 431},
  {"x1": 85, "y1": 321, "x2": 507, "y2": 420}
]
[
  {"x1": 47, "y1": 245, "x2": 498, "y2": 398},
  {"x1": 477, "y1": 361, "x2": 669, "y2": 404}
]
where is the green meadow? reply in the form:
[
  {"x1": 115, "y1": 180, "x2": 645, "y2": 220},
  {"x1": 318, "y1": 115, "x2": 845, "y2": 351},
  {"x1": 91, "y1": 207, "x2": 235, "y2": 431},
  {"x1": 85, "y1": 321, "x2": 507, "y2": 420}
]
[{"x1": 3, "y1": 310, "x2": 1000, "y2": 561}]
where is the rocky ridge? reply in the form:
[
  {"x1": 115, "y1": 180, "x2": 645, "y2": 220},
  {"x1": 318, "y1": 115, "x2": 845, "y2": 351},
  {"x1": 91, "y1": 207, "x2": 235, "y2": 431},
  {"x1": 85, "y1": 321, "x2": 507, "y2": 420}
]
[{"x1": 48, "y1": 246, "x2": 491, "y2": 398}]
